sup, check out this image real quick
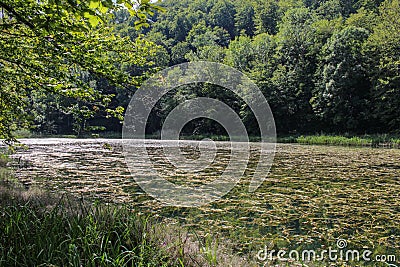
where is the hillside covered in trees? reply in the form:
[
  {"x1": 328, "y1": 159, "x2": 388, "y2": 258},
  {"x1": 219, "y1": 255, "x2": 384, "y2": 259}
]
[{"x1": 8, "y1": 0, "x2": 400, "y2": 137}]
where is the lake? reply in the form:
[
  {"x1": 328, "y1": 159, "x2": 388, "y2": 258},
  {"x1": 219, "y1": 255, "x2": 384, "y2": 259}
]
[{"x1": 10, "y1": 138, "x2": 400, "y2": 260}]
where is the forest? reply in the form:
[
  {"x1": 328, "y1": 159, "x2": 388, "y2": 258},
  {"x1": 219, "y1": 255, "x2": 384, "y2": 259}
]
[
  {"x1": 1, "y1": 1, "x2": 400, "y2": 266},
  {"x1": 1, "y1": 0, "x2": 400, "y2": 138}
]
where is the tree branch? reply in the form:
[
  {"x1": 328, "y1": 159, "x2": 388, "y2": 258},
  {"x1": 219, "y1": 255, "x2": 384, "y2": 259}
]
[{"x1": 0, "y1": 1, "x2": 35, "y2": 31}]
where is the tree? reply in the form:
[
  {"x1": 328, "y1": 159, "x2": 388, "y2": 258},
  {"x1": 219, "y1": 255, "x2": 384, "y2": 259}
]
[
  {"x1": 171, "y1": 42, "x2": 191, "y2": 64},
  {"x1": 209, "y1": 0, "x2": 236, "y2": 38},
  {"x1": 225, "y1": 35, "x2": 253, "y2": 72},
  {"x1": 272, "y1": 7, "x2": 318, "y2": 133},
  {"x1": 312, "y1": 26, "x2": 371, "y2": 132},
  {"x1": 365, "y1": 0, "x2": 400, "y2": 131},
  {"x1": 234, "y1": 2, "x2": 255, "y2": 36},
  {"x1": 52, "y1": 0, "x2": 399, "y2": 137},
  {"x1": 315, "y1": 0, "x2": 343, "y2": 19},
  {"x1": 248, "y1": 34, "x2": 278, "y2": 132},
  {"x1": 0, "y1": 0, "x2": 162, "y2": 141},
  {"x1": 171, "y1": 14, "x2": 191, "y2": 42},
  {"x1": 253, "y1": 0, "x2": 279, "y2": 35}
]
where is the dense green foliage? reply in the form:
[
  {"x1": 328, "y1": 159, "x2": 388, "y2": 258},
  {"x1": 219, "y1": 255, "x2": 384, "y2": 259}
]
[
  {"x1": 135, "y1": 0, "x2": 399, "y2": 136},
  {"x1": 1, "y1": 0, "x2": 399, "y2": 139},
  {"x1": 0, "y1": 0, "x2": 163, "y2": 141}
]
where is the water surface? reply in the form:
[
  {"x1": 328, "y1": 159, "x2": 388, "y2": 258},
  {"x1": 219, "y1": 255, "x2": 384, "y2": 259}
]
[{"x1": 10, "y1": 138, "x2": 400, "y2": 256}]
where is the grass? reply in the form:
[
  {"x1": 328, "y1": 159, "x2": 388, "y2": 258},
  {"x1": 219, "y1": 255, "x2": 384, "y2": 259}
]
[
  {"x1": 11, "y1": 128, "x2": 400, "y2": 148},
  {"x1": 12, "y1": 129, "x2": 118, "y2": 139},
  {"x1": 296, "y1": 135, "x2": 373, "y2": 146},
  {"x1": 13, "y1": 129, "x2": 76, "y2": 139},
  {"x1": 296, "y1": 134, "x2": 400, "y2": 147},
  {"x1": 0, "y1": 151, "x2": 12, "y2": 182},
  {"x1": 1, "y1": 200, "x2": 166, "y2": 266},
  {"x1": 0, "y1": 151, "x2": 253, "y2": 267},
  {"x1": 4, "y1": 140, "x2": 400, "y2": 266},
  {"x1": 178, "y1": 133, "x2": 400, "y2": 148},
  {"x1": 0, "y1": 185, "x2": 185, "y2": 266},
  {"x1": 0, "y1": 187, "x2": 246, "y2": 267}
]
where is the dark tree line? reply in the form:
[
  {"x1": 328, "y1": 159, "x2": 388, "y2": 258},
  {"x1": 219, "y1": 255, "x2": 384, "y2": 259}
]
[{"x1": 29, "y1": 0, "x2": 400, "y2": 136}]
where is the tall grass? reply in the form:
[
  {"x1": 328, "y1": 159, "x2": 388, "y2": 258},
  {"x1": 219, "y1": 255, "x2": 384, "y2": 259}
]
[
  {"x1": 0, "y1": 156, "x2": 253, "y2": 267},
  {"x1": 0, "y1": 152, "x2": 12, "y2": 182},
  {"x1": 0, "y1": 155, "x2": 199, "y2": 267},
  {"x1": 296, "y1": 135, "x2": 372, "y2": 146},
  {"x1": 0, "y1": 188, "x2": 254, "y2": 267},
  {"x1": 0, "y1": 196, "x2": 178, "y2": 266},
  {"x1": 296, "y1": 134, "x2": 400, "y2": 148}
]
